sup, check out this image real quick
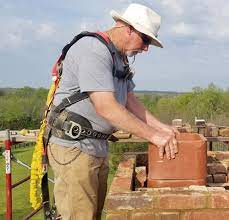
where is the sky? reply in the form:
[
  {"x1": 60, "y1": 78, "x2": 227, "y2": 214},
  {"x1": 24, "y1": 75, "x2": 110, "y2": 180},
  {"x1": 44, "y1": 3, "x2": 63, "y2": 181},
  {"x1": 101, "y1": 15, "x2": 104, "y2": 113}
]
[{"x1": 0, "y1": 0, "x2": 228, "y2": 92}]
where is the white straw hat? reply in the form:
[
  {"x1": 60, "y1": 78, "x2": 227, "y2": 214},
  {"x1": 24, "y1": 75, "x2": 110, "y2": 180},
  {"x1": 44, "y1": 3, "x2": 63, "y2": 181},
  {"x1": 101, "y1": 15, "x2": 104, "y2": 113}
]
[{"x1": 110, "y1": 3, "x2": 163, "y2": 48}]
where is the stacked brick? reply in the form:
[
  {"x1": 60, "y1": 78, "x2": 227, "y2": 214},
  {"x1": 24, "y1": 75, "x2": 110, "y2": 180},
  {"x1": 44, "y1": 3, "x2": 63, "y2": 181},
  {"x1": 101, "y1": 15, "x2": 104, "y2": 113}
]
[
  {"x1": 105, "y1": 152, "x2": 229, "y2": 220},
  {"x1": 171, "y1": 120, "x2": 229, "y2": 138},
  {"x1": 219, "y1": 128, "x2": 229, "y2": 137},
  {"x1": 207, "y1": 151, "x2": 229, "y2": 186}
]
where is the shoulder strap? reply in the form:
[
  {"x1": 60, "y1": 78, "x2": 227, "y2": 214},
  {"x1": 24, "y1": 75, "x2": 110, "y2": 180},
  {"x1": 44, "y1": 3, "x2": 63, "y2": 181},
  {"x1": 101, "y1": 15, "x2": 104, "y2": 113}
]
[
  {"x1": 61, "y1": 31, "x2": 115, "y2": 61},
  {"x1": 51, "y1": 31, "x2": 134, "y2": 114},
  {"x1": 53, "y1": 32, "x2": 115, "y2": 112},
  {"x1": 62, "y1": 31, "x2": 126, "y2": 78},
  {"x1": 54, "y1": 31, "x2": 131, "y2": 80}
]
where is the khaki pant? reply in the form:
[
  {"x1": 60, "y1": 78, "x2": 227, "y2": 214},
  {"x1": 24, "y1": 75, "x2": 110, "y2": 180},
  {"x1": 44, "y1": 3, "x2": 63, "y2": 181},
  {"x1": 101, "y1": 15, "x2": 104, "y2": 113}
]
[{"x1": 47, "y1": 143, "x2": 109, "y2": 220}]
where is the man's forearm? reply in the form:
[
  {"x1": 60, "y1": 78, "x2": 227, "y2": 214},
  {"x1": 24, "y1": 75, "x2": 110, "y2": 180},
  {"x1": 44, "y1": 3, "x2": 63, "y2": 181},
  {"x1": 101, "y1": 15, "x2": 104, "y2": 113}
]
[
  {"x1": 89, "y1": 91, "x2": 173, "y2": 145},
  {"x1": 99, "y1": 101, "x2": 160, "y2": 142},
  {"x1": 89, "y1": 91, "x2": 178, "y2": 159}
]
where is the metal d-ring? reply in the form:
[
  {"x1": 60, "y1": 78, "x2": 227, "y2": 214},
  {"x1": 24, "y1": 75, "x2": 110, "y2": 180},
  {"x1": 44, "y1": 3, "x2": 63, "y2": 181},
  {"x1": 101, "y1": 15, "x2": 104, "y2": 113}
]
[{"x1": 65, "y1": 121, "x2": 82, "y2": 139}]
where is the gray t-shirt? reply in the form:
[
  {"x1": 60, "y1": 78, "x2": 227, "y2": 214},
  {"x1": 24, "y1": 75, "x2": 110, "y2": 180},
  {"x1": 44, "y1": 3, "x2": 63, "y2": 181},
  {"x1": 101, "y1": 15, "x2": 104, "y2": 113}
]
[{"x1": 49, "y1": 36, "x2": 135, "y2": 157}]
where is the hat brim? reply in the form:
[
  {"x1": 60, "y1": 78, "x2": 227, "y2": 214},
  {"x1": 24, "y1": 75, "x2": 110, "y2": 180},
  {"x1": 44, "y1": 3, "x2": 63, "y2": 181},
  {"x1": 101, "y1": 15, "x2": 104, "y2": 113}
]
[{"x1": 110, "y1": 10, "x2": 163, "y2": 48}]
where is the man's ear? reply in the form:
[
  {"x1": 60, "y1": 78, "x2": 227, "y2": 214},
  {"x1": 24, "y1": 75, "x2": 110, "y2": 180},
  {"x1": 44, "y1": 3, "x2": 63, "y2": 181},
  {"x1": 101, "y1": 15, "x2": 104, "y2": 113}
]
[{"x1": 126, "y1": 25, "x2": 132, "y2": 36}]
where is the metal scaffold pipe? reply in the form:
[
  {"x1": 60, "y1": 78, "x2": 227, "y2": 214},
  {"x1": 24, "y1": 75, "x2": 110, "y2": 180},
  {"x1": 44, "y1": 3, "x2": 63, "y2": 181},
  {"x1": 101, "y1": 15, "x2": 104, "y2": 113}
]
[{"x1": 5, "y1": 129, "x2": 12, "y2": 220}]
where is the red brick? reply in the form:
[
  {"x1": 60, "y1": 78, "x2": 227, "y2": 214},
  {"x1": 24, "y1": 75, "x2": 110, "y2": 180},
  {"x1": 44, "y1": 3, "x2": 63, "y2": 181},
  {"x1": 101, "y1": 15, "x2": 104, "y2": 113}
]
[
  {"x1": 157, "y1": 212, "x2": 180, "y2": 220},
  {"x1": 207, "y1": 186, "x2": 226, "y2": 191},
  {"x1": 119, "y1": 157, "x2": 135, "y2": 169},
  {"x1": 132, "y1": 212, "x2": 180, "y2": 220},
  {"x1": 158, "y1": 191, "x2": 207, "y2": 209},
  {"x1": 106, "y1": 192, "x2": 157, "y2": 211},
  {"x1": 183, "y1": 210, "x2": 229, "y2": 220},
  {"x1": 116, "y1": 163, "x2": 134, "y2": 177},
  {"x1": 208, "y1": 151, "x2": 229, "y2": 162},
  {"x1": 106, "y1": 213, "x2": 128, "y2": 220},
  {"x1": 206, "y1": 174, "x2": 213, "y2": 183},
  {"x1": 222, "y1": 160, "x2": 229, "y2": 172},
  {"x1": 116, "y1": 169, "x2": 133, "y2": 178},
  {"x1": 197, "y1": 127, "x2": 205, "y2": 135},
  {"x1": 205, "y1": 124, "x2": 218, "y2": 137},
  {"x1": 207, "y1": 183, "x2": 229, "y2": 188},
  {"x1": 188, "y1": 185, "x2": 208, "y2": 191},
  {"x1": 215, "y1": 151, "x2": 229, "y2": 160},
  {"x1": 219, "y1": 128, "x2": 229, "y2": 137},
  {"x1": 135, "y1": 166, "x2": 146, "y2": 188},
  {"x1": 177, "y1": 126, "x2": 192, "y2": 133},
  {"x1": 109, "y1": 157, "x2": 135, "y2": 193},
  {"x1": 132, "y1": 212, "x2": 156, "y2": 220},
  {"x1": 207, "y1": 151, "x2": 217, "y2": 163},
  {"x1": 109, "y1": 177, "x2": 132, "y2": 193},
  {"x1": 207, "y1": 163, "x2": 227, "y2": 174},
  {"x1": 213, "y1": 174, "x2": 227, "y2": 183},
  {"x1": 209, "y1": 191, "x2": 229, "y2": 208}
]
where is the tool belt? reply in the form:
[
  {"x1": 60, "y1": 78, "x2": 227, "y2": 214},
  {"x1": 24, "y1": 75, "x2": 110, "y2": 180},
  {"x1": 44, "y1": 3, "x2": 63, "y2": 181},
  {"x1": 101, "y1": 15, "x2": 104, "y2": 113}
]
[{"x1": 43, "y1": 91, "x2": 118, "y2": 144}]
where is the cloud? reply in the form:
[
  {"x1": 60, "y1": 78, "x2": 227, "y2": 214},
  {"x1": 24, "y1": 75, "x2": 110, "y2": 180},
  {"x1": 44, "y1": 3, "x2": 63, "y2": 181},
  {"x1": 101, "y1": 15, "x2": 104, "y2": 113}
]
[
  {"x1": 171, "y1": 22, "x2": 195, "y2": 36},
  {"x1": 159, "y1": 0, "x2": 229, "y2": 43},
  {"x1": 0, "y1": 0, "x2": 229, "y2": 91},
  {"x1": 7, "y1": 33, "x2": 24, "y2": 48},
  {"x1": 79, "y1": 21, "x2": 98, "y2": 32},
  {"x1": 0, "y1": 17, "x2": 33, "y2": 49},
  {"x1": 35, "y1": 23, "x2": 57, "y2": 39},
  {"x1": 0, "y1": 16, "x2": 59, "y2": 49},
  {"x1": 161, "y1": 0, "x2": 184, "y2": 15},
  {"x1": 204, "y1": 1, "x2": 229, "y2": 40}
]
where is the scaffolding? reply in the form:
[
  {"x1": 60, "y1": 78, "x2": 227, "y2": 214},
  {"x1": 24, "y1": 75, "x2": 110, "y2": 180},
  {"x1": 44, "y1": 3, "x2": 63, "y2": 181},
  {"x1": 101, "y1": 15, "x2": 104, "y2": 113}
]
[{"x1": 3, "y1": 130, "x2": 54, "y2": 220}]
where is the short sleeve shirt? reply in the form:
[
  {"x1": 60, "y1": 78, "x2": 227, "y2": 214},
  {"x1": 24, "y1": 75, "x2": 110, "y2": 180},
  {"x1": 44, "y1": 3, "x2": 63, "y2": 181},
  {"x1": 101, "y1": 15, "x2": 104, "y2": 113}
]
[{"x1": 49, "y1": 36, "x2": 135, "y2": 157}]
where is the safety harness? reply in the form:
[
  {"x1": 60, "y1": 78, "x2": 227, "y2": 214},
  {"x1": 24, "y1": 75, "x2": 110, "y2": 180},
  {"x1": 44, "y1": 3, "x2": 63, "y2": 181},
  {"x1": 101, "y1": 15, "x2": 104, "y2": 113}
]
[
  {"x1": 38, "y1": 31, "x2": 133, "y2": 219},
  {"x1": 43, "y1": 31, "x2": 134, "y2": 145}
]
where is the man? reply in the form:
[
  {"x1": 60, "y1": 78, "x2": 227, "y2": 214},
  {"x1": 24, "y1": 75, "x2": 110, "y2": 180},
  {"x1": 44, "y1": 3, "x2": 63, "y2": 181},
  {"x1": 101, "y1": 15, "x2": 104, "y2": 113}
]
[{"x1": 47, "y1": 3, "x2": 178, "y2": 220}]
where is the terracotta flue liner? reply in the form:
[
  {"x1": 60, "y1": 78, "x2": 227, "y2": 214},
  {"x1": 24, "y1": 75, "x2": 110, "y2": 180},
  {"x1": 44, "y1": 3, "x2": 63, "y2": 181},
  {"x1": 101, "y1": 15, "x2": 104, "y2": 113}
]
[{"x1": 148, "y1": 133, "x2": 207, "y2": 187}]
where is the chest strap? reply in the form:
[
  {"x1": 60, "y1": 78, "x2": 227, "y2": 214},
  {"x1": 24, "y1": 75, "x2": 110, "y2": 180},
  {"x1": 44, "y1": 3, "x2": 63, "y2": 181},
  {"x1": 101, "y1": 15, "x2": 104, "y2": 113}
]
[{"x1": 54, "y1": 92, "x2": 89, "y2": 113}]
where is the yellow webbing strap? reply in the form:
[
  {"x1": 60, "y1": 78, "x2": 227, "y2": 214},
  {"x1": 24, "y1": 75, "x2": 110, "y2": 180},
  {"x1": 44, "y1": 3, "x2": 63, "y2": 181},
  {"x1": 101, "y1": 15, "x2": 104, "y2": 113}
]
[{"x1": 29, "y1": 81, "x2": 58, "y2": 209}]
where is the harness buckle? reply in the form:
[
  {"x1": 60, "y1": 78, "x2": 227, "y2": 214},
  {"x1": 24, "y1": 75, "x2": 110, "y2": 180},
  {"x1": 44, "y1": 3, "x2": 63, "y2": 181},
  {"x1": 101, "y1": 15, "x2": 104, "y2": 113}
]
[{"x1": 65, "y1": 121, "x2": 82, "y2": 139}]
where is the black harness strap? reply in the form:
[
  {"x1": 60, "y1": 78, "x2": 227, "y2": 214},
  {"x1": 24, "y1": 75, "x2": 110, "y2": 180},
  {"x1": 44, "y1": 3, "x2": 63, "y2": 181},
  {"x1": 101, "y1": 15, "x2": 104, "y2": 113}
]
[
  {"x1": 54, "y1": 92, "x2": 89, "y2": 113},
  {"x1": 41, "y1": 173, "x2": 51, "y2": 220},
  {"x1": 61, "y1": 31, "x2": 113, "y2": 60}
]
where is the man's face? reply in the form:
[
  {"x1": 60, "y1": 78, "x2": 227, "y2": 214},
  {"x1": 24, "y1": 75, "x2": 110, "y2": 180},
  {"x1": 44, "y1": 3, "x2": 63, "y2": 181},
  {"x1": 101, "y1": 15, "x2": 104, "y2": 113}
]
[{"x1": 124, "y1": 27, "x2": 151, "y2": 57}]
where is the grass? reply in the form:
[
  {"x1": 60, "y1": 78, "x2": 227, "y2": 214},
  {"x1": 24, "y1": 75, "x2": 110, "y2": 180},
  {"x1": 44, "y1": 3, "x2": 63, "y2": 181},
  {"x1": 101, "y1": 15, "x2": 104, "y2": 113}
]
[
  {"x1": 0, "y1": 145, "x2": 44, "y2": 219},
  {"x1": 0, "y1": 145, "x2": 120, "y2": 220}
]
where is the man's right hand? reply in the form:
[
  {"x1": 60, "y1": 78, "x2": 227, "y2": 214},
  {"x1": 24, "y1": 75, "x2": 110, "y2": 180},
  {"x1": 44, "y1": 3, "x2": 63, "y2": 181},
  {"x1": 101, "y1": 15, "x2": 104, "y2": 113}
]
[{"x1": 151, "y1": 131, "x2": 178, "y2": 160}]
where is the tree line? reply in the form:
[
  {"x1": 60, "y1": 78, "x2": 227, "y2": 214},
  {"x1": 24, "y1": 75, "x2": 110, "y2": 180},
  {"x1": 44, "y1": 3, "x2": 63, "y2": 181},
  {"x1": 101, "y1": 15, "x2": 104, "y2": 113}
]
[
  {"x1": 138, "y1": 83, "x2": 229, "y2": 126},
  {"x1": 0, "y1": 83, "x2": 228, "y2": 130},
  {"x1": 0, "y1": 87, "x2": 47, "y2": 130}
]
